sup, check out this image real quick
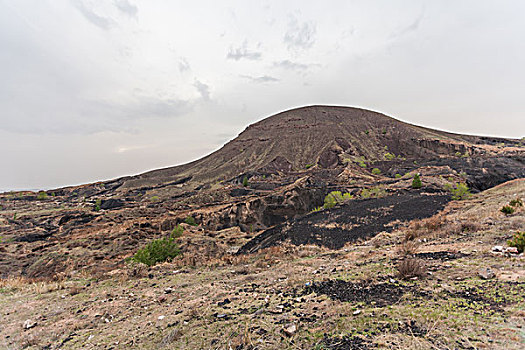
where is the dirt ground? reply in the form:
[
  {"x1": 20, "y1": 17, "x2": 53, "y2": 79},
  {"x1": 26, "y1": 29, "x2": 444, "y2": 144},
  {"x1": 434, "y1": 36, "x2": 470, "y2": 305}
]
[{"x1": 1, "y1": 180, "x2": 524, "y2": 349}]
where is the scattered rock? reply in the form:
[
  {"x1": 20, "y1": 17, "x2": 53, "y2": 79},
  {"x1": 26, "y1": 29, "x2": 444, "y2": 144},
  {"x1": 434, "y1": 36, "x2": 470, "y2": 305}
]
[
  {"x1": 283, "y1": 323, "x2": 297, "y2": 337},
  {"x1": 158, "y1": 315, "x2": 165, "y2": 320},
  {"x1": 506, "y1": 247, "x2": 519, "y2": 255},
  {"x1": 492, "y1": 246, "x2": 504, "y2": 252},
  {"x1": 352, "y1": 309, "x2": 362, "y2": 316},
  {"x1": 478, "y1": 268, "x2": 495, "y2": 280},
  {"x1": 23, "y1": 319, "x2": 37, "y2": 329},
  {"x1": 164, "y1": 287, "x2": 173, "y2": 294}
]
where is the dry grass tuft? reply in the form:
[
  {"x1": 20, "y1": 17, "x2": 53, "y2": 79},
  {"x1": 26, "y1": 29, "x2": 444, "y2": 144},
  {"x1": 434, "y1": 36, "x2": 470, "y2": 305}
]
[
  {"x1": 397, "y1": 240, "x2": 419, "y2": 257},
  {"x1": 397, "y1": 258, "x2": 426, "y2": 280},
  {"x1": 0, "y1": 275, "x2": 66, "y2": 294}
]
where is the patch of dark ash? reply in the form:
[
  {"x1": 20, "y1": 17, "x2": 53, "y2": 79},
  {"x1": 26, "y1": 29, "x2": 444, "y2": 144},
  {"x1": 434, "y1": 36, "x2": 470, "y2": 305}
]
[
  {"x1": 319, "y1": 334, "x2": 373, "y2": 350},
  {"x1": 238, "y1": 192, "x2": 450, "y2": 254},
  {"x1": 415, "y1": 251, "x2": 467, "y2": 260},
  {"x1": 304, "y1": 279, "x2": 425, "y2": 307}
]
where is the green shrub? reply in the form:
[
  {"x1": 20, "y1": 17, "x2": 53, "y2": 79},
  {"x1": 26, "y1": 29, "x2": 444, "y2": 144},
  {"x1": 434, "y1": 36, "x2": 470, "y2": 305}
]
[
  {"x1": 37, "y1": 191, "x2": 47, "y2": 200},
  {"x1": 360, "y1": 186, "x2": 387, "y2": 199},
  {"x1": 508, "y1": 231, "x2": 525, "y2": 253},
  {"x1": 94, "y1": 199, "x2": 102, "y2": 211},
  {"x1": 371, "y1": 168, "x2": 381, "y2": 175},
  {"x1": 184, "y1": 216, "x2": 197, "y2": 226},
  {"x1": 323, "y1": 191, "x2": 353, "y2": 209},
  {"x1": 411, "y1": 174, "x2": 422, "y2": 189},
  {"x1": 171, "y1": 225, "x2": 184, "y2": 238},
  {"x1": 305, "y1": 164, "x2": 314, "y2": 169},
  {"x1": 356, "y1": 157, "x2": 367, "y2": 168},
  {"x1": 395, "y1": 174, "x2": 402, "y2": 179},
  {"x1": 443, "y1": 182, "x2": 471, "y2": 200},
  {"x1": 132, "y1": 236, "x2": 181, "y2": 266},
  {"x1": 509, "y1": 198, "x2": 523, "y2": 207},
  {"x1": 150, "y1": 196, "x2": 160, "y2": 202},
  {"x1": 242, "y1": 176, "x2": 249, "y2": 187},
  {"x1": 384, "y1": 152, "x2": 396, "y2": 161},
  {"x1": 500, "y1": 205, "x2": 515, "y2": 215}
]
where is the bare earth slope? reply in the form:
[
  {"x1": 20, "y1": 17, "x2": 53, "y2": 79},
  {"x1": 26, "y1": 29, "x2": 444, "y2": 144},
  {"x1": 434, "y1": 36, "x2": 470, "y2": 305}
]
[
  {"x1": 115, "y1": 105, "x2": 523, "y2": 191},
  {"x1": 1, "y1": 106, "x2": 524, "y2": 279},
  {"x1": 1, "y1": 179, "x2": 524, "y2": 349}
]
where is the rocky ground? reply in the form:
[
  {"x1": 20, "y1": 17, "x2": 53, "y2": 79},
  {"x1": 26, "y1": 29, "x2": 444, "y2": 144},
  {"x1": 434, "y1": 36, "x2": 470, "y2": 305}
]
[{"x1": 1, "y1": 179, "x2": 523, "y2": 349}]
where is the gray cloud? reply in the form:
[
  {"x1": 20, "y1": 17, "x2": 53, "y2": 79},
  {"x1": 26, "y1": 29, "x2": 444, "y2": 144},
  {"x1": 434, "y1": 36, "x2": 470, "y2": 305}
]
[
  {"x1": 284, "y1": 17, "x2": 316, "y2": 50},
  {"x1": 114, "y1": 0, "x2": 138, "y2": 18},
  {"x1": 390, "y1": 11, "x2": 425, "y2": 39},
  {"x1": 241, "y1": 75, "x2": 280, "y2": 83},
  {"x1": 273, "y1": 60, "x2": 310, "y2": 71},
  {"x1": 72, "y1": 0, "x2": 114, "y2": 30},
  {"x1": 178, "y1": 57, "x2": 191, "y2": 73},
  {"x1": 194, "y1": 80, "x2": 211, "y2": 101},
  {"x1": 226, "y1": 40, "x2": 262, "y2": 60}
]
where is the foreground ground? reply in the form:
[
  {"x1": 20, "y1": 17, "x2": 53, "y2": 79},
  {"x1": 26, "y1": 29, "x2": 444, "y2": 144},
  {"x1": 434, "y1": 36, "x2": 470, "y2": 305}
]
[{"x1": 1, "y1": 179, "x2": 524, "y2": 349}]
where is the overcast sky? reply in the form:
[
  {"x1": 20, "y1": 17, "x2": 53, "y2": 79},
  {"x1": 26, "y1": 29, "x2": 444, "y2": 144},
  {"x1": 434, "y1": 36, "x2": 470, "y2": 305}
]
[{"x1": 1, "y1": 0, "x2": 524, "y2": 191}]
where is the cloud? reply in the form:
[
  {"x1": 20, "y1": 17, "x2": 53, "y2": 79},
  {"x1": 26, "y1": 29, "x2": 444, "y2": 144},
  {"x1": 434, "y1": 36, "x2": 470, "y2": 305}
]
[
  {"x1": 72, "y1": 0, "x2": 114, "y2": 30},
  {"x1": 114, "y1": 0, "x2": 138, "y2": 18},
  {"x1": 241, "y1": 75, "x2": 279, "y2": 83},
  {"x1": 178, "y1": 57, "x2": 191, "y2": 73},
  {"x1": 194, "y1": 80, "x2": 211, "y2": 101},
  {"x1": 273, "y1": 60, "x2": 310, "y2": 71},
  {"x1": 226, "y1": 40, "x2": 262, "y2": 60},
  {"x1": 390, "y1": 11, "x2": 425, "y2": 39},
  {"x1": 284, "y1": 17, "x2": 316, "y2": 50}
]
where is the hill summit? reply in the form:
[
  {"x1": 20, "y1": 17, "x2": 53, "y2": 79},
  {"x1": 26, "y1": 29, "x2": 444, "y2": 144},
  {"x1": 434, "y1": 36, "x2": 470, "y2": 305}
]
[{"x1": 117, "y1": 105, "x2": 519, "y2": 191}]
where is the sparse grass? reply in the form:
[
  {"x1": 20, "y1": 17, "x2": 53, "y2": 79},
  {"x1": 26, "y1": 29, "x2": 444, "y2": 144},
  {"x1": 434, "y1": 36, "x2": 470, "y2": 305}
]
[{"x1": 371, "y1": 168, "x2": 381, "y2": 175}]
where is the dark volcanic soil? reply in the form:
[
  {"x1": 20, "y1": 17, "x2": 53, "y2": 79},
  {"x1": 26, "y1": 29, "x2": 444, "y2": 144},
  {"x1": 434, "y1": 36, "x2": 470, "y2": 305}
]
[
  {"x1": 238, "y1": 191, "x2": 449, "y2": 253},
  {"x1": 304, "y1": 279, "x2": 419, "y2": 307}
]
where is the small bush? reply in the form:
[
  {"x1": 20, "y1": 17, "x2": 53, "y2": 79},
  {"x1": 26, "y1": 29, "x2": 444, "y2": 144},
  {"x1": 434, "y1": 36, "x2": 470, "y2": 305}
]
[
  {"x1": 184, "y1": 216, "x2": 197, "y2": 226},
  {"x1": 94, "y1": 199, "x2": 102, "y2": 211},
  {"x1": 397, "y1": 258, "x2": 426, "y2": 280},
  {"x1": 132, "y1": 236, "x2": 181, "y2": 266},
  {"x1": 37, "y1": 191, "x2": 47, "y2": 200},
  {"x1": 509, "y1": 198, "x2": 523, "y2": 207},
  {"x1": 242, "y1": 176, "x2": 249, "y2": 187},
  {"x1": 508, "y1": 231, "x2": 525, "y2": 253},
  {"x1": 150, "y1": 196, "x2": 160, "y2": 202},
  {"x1": 500, "y1": 205, "x2": 515, "y2": 215},
  {"x1": 384, "y1": 152, "x2": 396, "y2": 161},
  {"x1": 411, "y1": 174, "x2": 422, "y2": 189},
  {"x1": 305, "y1": 164, "x2": 314, "y2": 169},
  {"x1": 371, "y1": 168, "x2": 381, "y2": 175},
  {"x1": 171, "y1": 225, "x2": 184, "y2": 238},
  {"x1": 443, "y1": 182, "x2": 471, "y2": 200},
  {"x1": 395, "y1": 173, "x2": 402, "y2": 179},
  {"x1": 360, "y1": 186, "x2": 387, "y2": 199},
  {"x1": 323, "y1": 191, "x2": 353, "y2": 209}
]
